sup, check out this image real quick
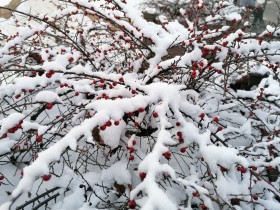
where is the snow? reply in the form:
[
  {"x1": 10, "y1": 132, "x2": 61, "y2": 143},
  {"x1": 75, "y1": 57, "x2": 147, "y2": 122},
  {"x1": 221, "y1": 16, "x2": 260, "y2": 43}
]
[
  {"x1": 200, "y1": 145, "x2": 248, "y2": 172},
  {"x1": 225, "y1": 13, "x2": 242, "y2": 21},
  {"x1": 100, "y1": 120, "x2": 126, "y2": 148},
  {"x1": 250, "y1": 64, "x2": 272, "y2": 75},
  {"x1": 0, "y1": 0, "x2": 12, "y2": 6},
  {"x1": 86, "y1": 95, "x2": 150, "y2": 120},
  {"x1": 102, "y1": 161, "x2": 131, "y2": 185},
  {"x1": 16, "y1": 0, "x2": 61, "y2": 15},
  {"x1": 35, "y1": 90, "x2": 63, "y2": 103},
  {"x1": 0, "y1": 140, "x2": 16, "y2": 155}
]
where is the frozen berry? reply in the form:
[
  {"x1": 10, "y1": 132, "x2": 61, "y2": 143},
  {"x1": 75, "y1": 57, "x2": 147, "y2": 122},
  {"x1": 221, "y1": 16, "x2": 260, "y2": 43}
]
[
  {"x1": 45, "y1": 103, "x2": 54, "y2": 110},
  {"x1": 139, "y1": 172, "x2": 146, "y2": 181},
  {"x1": 163, "y1": 151, "x2": 171, "y2": 160},
  {"x1": 128, "y1": 200, "x2": 136, "y2": 209},
  {"x1": 42, "y1": 174, "x2": 52, "y2": 181}
]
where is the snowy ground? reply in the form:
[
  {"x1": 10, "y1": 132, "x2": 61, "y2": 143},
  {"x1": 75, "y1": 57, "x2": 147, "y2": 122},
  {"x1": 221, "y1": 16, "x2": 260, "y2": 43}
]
[
  {"x1": 1, "y1": 0, "x2": 278, "y2": 24},
  {"x1": 0, "y1": 0, "x2": 146, "y2": 34},
  {"x1": 0, "y1": 0, "x2": 145, "y2": 14}
]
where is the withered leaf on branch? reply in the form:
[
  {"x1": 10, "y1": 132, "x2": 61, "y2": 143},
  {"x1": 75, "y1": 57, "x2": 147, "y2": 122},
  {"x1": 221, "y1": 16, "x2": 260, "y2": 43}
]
[
  {"x1": 267, "y1": 166, "x2": 280, "y2": 182},
  {"x1": 113, "y1": 182, "x2": 132, "y2": 197},
  {"x1": 92, "y1": 127, "x2": 105, "y2": 146}
]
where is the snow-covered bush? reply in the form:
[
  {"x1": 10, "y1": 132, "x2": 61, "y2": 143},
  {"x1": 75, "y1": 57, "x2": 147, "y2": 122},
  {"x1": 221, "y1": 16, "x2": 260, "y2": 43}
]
[{"x1": 0, "y1": 0, "x2": 280, "y2": 209}]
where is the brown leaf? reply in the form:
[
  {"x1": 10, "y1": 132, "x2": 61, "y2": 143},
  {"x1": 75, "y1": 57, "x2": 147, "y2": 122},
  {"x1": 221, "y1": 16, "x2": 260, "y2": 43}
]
[
  {"x1": 114, "y1": 182, "x2": 126, "y2": 195},
  {"x1": 92, "y1": 127, "x2": 105, "y2": 146}
]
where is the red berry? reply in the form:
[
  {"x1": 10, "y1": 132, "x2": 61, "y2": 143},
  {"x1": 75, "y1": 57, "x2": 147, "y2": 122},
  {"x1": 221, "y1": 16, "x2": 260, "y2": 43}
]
[
  {"x1": 131, "y1": 89, "x2": 137, "y2": 94},
  {"x1": 192, "y1": 62, "x2": 197, "y2": 67},
  {"x1": 252, "y1": 195, "x2": 258, "y2": 200},
  {"x1": 176, "y1": 122, "x2": 181, "y2": 126},
  {"x1": 36, "y1": 135, "x2": 43, "y2": 142},
  {"x1": 192, "y1": 191, "x2": 198, "y2": 197},
  {"x1": 68, "y1": 57, "x2": 74, "y2": 63},
  {"x1": 15, "y1": 94, "x2": 21, "y2": 99},
  {"x1": 157, "y1": 66, "x2": 161, "y2": 69},
  {"x1": 114, "y1": 121, "x2": 120, "y2": 126},
  {"x1": 177, "y1": 131, "x2": 182, "y2": 137},
  {"x1": 134, "y1": 122, "x2": 139, "y2": 127},
  {"x1": 119, "y1": 77, "x2": 124, "y2": 82},
  {"x1": 0, "y1": 175, "x2": 4, "y2": 181},
  {"x1": 199, "y1": 61, "x2": 204, "y2": 67},
  {"x1": 8, "y1": 127, "x2": 17, "y2": 133},
  {"x1": 128, "y1": 147, "x2": 135, "y2": 153},
  {"x1": 42, "y1": 174, "x2": 52, "y2": 181},
  {"x1": 2, "y1": 133, "x2": 7, "y2": 138},
  {"x1": 106, "y1": 121, "x2": 112, "y2": 127},
  {"x1": 129, "y1": 155, "x2": 134, "y2": 161},
  {"x1": 139, "y1": 172, "x2": 146, "y2": 181},
  {"x1": 202, "y1": 204, "x2": 208, "y2": 210},
  {"x1": 152, "y1": 112, "x2": 158, "y2": 118},
  {"x1": 199, "y1": 113, "x2": 205, "y2": 119},
  {"x1": 45, "y1": 103, "x2": 54, "y2": 110},
  {"x1": 179, "y1": 137, "x2": 184, "y2": 143},
  {"x1": 217, "y1": 126, "x2": 223, "y2": 132},
  {"x1": 239, "y1": 166, "x2": 247, "y2": 173},
  {"x1": 251, "y1": 166, "x2": 257, "y2": 171},
  {"x1": 128, "y1": 200, "x2": 137, "y2": 209},
  {"x1": 267, "y1": 32, "x2": 272, "y2": 37},
  {"x1": 138, "y1": 107, "x2": 145, "y2": 113},
  {"x1": 75, "y1": 92, "x2": 79, "y2": 96},
  {"x1": 163, "y1": 151, "x2": 171, "y2": 160},
  {"x1": 100, "y1": 125, "x2": 106, "y2": 131},
  {"x1": 180, "y1": 147, "x2": 186, "y2": 153},
  {"x1": 46, "y1": 73, "x2": 52, "y2": 78},
  {"x1": 16, "y1": 123, "x2": 22, "y2": 129},
  {"x1": 213, "y1": 117, "x2": 219, "y2": 123}
]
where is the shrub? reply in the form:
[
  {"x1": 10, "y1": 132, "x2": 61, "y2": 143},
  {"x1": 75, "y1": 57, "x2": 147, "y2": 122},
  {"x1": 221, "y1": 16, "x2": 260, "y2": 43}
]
[{"x1": 0, "y1": 0, "x2": 280, "y2": 209}]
